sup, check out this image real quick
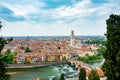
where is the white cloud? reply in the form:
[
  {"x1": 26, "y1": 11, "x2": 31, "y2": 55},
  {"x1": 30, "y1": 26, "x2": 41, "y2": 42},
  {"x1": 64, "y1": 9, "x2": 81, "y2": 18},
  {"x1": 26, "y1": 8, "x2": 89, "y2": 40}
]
[
  {"x1": 0, "y1": 0, "x2": 120, "y2": 36},
  {"x1": 0, "y1": 0, "x2": 45, "y2": 16},
  {"x1": 49, "y1": 0, "x2": 92, "y2": 19},
  {"x1": 0, "y1": 20, "x2": 71, "y2": 36}
]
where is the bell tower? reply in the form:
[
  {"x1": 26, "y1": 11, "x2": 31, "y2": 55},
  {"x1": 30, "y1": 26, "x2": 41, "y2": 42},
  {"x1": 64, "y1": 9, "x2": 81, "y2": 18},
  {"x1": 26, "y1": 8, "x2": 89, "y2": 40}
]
[{"x1": 70, "y1": 30, "x2": 74, "y2": 46}]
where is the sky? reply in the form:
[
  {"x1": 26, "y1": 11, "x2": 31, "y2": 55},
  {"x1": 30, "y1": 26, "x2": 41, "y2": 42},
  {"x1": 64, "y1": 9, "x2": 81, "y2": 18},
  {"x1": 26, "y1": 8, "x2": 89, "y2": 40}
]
[{"x1": 0, "y1": 0, "x2": 120, "y2": 36}]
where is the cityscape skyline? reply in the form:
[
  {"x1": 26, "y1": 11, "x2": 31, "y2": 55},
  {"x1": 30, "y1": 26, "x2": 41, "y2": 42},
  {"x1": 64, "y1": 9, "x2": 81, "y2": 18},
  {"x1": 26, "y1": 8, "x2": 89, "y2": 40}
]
[{"x1": 0, "y1": 0, "x2": 120, "y2": 36}]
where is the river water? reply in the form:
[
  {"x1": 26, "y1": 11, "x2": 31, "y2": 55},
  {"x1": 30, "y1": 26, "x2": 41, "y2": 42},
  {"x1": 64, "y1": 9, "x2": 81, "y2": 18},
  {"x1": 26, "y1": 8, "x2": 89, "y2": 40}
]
[
  {"x1": 8, "y1": 60, "x2": 104, "y2": 80},
  {"x1": 86, "y1": 59, "x2": 105, "y2": 67}
]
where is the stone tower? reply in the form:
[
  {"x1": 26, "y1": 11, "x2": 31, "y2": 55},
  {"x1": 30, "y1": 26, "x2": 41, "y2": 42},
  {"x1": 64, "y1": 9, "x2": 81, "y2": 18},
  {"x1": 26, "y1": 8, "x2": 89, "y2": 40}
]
[{"x1": 70, "y1": 30, "x2": 74, "y2": 46}]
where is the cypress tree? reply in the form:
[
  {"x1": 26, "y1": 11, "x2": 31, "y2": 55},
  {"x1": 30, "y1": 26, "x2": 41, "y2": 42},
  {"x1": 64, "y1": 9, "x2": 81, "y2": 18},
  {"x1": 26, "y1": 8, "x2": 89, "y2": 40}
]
[
  {"x1": 102, "y1": 14, "x2": 120, "y2": 80},
  {"x1": 0, "y1": 21, "x2": 12, "y2": 80},
  {"x1": 79, "y1": 67, "x2": 86, "y2": 80},
  {"x1": 60, "y1": 73, "x2": 65, "y2": 80},
  {"x1": 88, "y1": 69, "x2": 100, "y2": 80}
]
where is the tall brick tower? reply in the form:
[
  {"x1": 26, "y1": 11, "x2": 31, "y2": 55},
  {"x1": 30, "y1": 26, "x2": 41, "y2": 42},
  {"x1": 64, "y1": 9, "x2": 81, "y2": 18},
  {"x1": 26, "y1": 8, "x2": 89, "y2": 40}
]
[{"x1": 70, "y1": 30, "x2": 74, "y2": 46}]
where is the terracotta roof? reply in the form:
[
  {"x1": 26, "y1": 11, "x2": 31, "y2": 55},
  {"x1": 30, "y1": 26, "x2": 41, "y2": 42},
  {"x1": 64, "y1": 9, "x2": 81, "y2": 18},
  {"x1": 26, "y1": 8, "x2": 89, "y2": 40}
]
[
  {"x1": 97, "y1": 69, "x2": 105, "y2": 77},
  {"x1": 86, "y1": 68, "x2": 105, "y2": 77},
  {"x1": 86, "y1": 70, "x2": 90, "y2": 76}
]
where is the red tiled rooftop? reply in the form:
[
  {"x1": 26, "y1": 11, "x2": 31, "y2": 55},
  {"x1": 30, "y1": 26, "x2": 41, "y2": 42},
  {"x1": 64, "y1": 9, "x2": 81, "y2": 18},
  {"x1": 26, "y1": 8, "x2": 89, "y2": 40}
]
[{"x1": 97, "y1": 69, "x2": 105, "y2": 77}]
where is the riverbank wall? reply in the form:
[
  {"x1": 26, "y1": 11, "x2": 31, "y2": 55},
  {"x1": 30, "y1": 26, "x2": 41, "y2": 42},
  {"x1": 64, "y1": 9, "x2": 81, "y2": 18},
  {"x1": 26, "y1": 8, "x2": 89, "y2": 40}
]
[{"x1": 7, "y1": 61, "x2": 69, "y2": 69}]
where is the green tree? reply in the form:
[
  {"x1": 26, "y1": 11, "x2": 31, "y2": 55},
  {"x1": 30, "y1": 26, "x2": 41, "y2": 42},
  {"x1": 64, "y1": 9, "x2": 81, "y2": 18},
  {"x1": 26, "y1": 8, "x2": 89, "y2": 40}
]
[
  {"x1": 20, "y1": 45, "x2": 25, "y2": 50},
  {"x1": 88, "y1": 69, "x2": 100, "y2": 80},
  {"x1": 96, "y1": 47, "x2": 106, "y2": 56},
  {"x1": 102, "y1": 14, "x2": 120, "y2": 80},
  {"x1": 25, "y1": 46, "x2": 32, "y2": 52},
  {"x1": 0, "y1": 21, "x2": 13, "y2": 80},
  {"x1": 5, "y1": 50, "x2": 17, "y2": 64},
  {"x1": 79, "y1": 67, "x2": 86, "y2": 80},
  {"x1": 5, "y1": 49, "x2": 12, "y2": 63},
  {"x1": 60, "y1": 73, "x2": 65, "y2": 80},
  {"x1": 62, "y1": 56, "x2": 66, "y2": 61},
  {"x1": 5, "y1": 49, "x2": 11, "y2": 54}
]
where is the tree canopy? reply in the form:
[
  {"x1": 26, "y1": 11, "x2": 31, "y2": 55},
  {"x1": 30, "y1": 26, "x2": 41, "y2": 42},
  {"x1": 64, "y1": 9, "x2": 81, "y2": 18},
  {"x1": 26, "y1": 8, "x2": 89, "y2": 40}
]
[
  {"x1": 102, "y1": 14, "x2": 120, "y2": 80},
  {"x1": 88, "y1": 69, "x2": 100, "y2": 80},
  {"x1": 5, "y1": 49, "x2": 17, "y2": 64},
  {"x1": 25, "y1": 46, "x2": 32, "y2": 52}
]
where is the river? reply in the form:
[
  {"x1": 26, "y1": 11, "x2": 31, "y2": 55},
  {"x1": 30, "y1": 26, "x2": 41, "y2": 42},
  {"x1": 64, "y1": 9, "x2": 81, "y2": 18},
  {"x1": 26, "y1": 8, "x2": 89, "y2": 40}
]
[
  {"x1": 86, "y1": 59, "x2": 105, "y2": 67},
  {"x1": 8, "y1": 60, "x2": 104, "y2": 80}
]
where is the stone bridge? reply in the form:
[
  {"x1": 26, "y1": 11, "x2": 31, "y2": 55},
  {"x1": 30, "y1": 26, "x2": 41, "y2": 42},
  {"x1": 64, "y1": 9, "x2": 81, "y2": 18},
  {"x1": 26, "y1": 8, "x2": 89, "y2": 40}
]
[{"x1": 68, "y1": 60, "x2": 93, "y2": 71}]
